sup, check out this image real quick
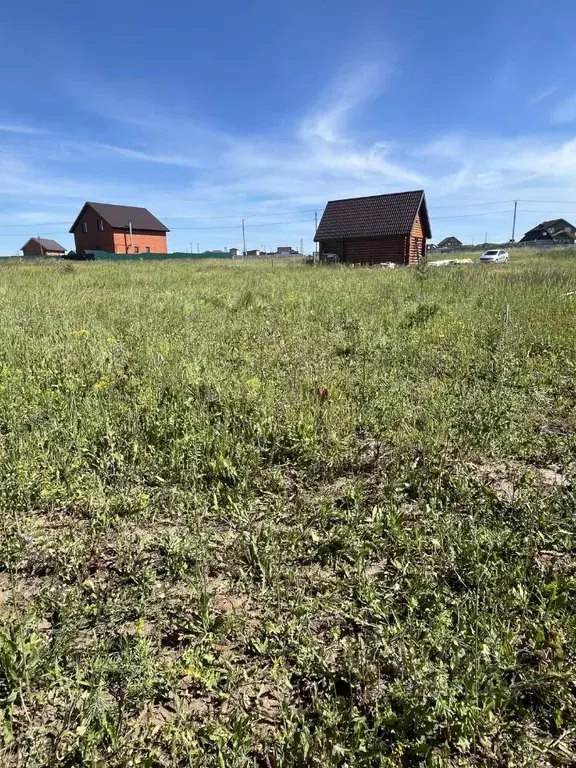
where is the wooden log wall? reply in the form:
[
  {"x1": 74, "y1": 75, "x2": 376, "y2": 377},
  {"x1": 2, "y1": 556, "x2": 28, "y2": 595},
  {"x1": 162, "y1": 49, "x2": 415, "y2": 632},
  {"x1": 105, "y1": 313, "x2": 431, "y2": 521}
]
[{"x1": 320, "y1": 237, "x2": 407, "y2": 265}]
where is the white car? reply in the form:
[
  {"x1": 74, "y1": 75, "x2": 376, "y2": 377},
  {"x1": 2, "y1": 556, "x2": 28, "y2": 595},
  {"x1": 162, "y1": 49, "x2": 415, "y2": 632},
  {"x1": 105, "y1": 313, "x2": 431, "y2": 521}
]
[{"x1": 480, "y1": 249, "x2": 509, "y2": 263}]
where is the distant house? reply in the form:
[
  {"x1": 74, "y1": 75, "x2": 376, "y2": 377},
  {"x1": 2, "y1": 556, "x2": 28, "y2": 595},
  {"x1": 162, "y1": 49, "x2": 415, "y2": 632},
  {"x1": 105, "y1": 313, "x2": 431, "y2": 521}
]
[
  {"x1": 21, "y1": 237, "x2": 66, "y2": 257},
  {"x1": 246, "y1": 249, "x2": 262, "y2": 257},
  {"x1": 69, "y1": 202, "x2": 170, "y2": 254},
  {"x1": 520, "y1": 219, "x2": 576, "y2": 244},
  {"x1": 314, "y1": 190, "x2": 431, "y2": 266},
  {"x1": 437, "y1": 236, "x2": 462, "y2": 249},
  {"x1": 229, "y1": 247, "x2": 241, "y2": 257},
  {"x1": 275, "y1": 246, "x2": 300, "y2": 255}
]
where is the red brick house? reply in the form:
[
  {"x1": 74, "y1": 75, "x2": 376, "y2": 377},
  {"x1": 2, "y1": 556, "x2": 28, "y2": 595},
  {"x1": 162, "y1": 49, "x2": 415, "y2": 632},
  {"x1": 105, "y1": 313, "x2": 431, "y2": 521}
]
[
  {"x1": 21, "y1": 237, "x2": 66, "y2": 257},
  {"x1": 314, "y1": 190, "x2": 431, "y2": 266},
  {"x1": 70, "y1": 202, "x2": 169, "y2": 255}
]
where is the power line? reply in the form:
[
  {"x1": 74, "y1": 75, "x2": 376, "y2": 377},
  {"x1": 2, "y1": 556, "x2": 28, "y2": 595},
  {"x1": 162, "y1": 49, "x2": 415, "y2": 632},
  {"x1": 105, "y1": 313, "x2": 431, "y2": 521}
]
[
  {"x1": 169, "y1": 217, "x2": 314, "y2": 232},
  {"x1": 429, "y1": 200, "x2": 514, "y2": 210},
  {"x1": 4, "y1": 198, "x2": 576, "y2": 225},
  {"x1": 516, "y1": 208, "x2": 574, "y2": 214},
  {"x1": 0, "y1": 209, "x2": 319, "y2": 229},
  {"x1": 1, "y1": 202, "x2": 572, "y2": 239},
  {"x1": 170, "y1": 224, "x2": 241, "y2": 231},
  {"x1": 0, "y1": 218, "x2": 313, "y2": 237},
  {"x1": 0, "y1": 231, "x2": 71, "y2": 237},
  {"x1": 517, "y1": 199, "x2": 576, "y2": 205},
  {"x1": 166, "y1": 208, "x2": 318, "y2": 221},
  {"x1": 433, "y1": 209, "x2": 513, "y2": 220},
  {"x1": 3, "y1": 200, "x2": 574, "y2": 232},
  {"x1": 0, "y1": 211, "x2": 513, "y2": 237},
  {"x1": 245, "y1": 218, "x2": 313, "y2": 229},
  {"x1": 0, "y1": 221, "x2": 71, "y2": 228},
  {"x1": 238, "y1": 209, "x2": 318, "y2": 219},
  {"x1": 430, "y1": 198, "x2": 576, "y2": 210}
]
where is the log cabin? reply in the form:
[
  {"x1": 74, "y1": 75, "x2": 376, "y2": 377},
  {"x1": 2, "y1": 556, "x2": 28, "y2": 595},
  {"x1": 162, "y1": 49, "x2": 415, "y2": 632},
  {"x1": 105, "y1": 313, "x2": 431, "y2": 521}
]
[{"x1": 315, "y1": 190, "x2": 431, "y2": 266}]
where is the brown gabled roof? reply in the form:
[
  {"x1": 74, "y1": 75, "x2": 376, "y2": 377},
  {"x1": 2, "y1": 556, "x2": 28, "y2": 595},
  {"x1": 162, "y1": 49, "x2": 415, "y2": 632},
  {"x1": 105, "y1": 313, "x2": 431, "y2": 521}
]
[
  {"x1": 69, "y1": 202, "x2": 170, "y2": 233},
  {"x1": 314, "y1": 190, "x2": 431, "y2": 241},
  {"x1": 21, "y1": 237, "x2": 66, "y2": 252}
]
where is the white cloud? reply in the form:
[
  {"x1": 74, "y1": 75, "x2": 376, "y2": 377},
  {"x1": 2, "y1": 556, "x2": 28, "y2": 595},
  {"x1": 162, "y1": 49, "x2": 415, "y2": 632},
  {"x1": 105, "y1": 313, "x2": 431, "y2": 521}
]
[
  {"x1": 531, "y1": 85, "x2": 558, "y2": 104},
  {"x1": 0, "y1": 122, "x2": 49, "y2": 135},
  {"x1": 89, "y1": 143, "x2": 204, "y2": 168},
  {"x1": 550, "y1": 94, "x2": 576, "y2": 123},
  {"x1": 5, "y1": 63, "x2": 576, "y2": 252},
  {"x1": 408, "y1": 131, "x2": 576, "y2": 241},
  {"x1": 298, "y1": 60, "x2": 394, "y2": 144},
  {"x1": 67, "y1": 60, "x2": 423, "y2": 202}
]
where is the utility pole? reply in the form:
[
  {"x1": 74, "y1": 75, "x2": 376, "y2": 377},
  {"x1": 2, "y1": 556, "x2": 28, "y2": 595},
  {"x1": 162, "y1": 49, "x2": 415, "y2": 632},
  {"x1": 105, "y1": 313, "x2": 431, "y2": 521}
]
[
  {"x1": 511, "y1": 200, "x2": 518, "y2": 243},
  {"x1": 484, "y1": 231, "x2": 488, "y2": 246},
  {"x1": 196, "y1": 242, "x2": 199, "y2": 254},
  {"x1": 190, "y1": 242, "x2": 193, "y2": 253},
  {"x1": 242, "y1": 218, "x2": 246, "y2": 257},
  {"x1": 314, "y1": 211, "x2": 318, "y2": 262},
  {"x1": 300, "y1": 237, "x2": 303, "y2": 255},
  {"x1": 129, "y1": 221, "x2": 133, "y2": 252}
]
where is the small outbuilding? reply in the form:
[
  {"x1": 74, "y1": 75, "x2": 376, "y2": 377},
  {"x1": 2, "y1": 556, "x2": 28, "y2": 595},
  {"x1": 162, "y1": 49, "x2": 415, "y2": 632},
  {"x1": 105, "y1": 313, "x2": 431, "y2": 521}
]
[
  {"x1": 314, "y1": 190, "x2": 431, "y2": 266},
  {"x1": 21, "y1": 237, "x2": 66, "y2": 257}
]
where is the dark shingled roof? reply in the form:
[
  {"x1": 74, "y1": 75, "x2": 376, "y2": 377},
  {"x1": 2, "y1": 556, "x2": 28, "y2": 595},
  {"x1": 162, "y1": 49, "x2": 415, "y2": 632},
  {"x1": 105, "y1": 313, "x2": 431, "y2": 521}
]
[
  {"x1": 70, "y1": 202, "x2": 170, "y2": 233},
  {"x1": 437, "y1": 236, "x2": 462, "y2": 247},
  {"x1": 314, "y1": 190, "x2": 431, "y2": 241},
  {"x1": 21, "y1": 237, "x2": 65, "y2": 252},
  {"x1": 520, "y1": 218, "x2": 576, "y2": 242},
  {"x1": 541, "y1": 218, "x2": 574, "y2": 230}
]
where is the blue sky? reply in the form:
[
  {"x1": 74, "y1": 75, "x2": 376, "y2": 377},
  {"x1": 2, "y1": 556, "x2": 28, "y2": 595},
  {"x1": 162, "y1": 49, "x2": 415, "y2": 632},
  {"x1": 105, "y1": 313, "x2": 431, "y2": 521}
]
[{"x1": 2, "y1": 0, "x2": 576, "y2": 253}]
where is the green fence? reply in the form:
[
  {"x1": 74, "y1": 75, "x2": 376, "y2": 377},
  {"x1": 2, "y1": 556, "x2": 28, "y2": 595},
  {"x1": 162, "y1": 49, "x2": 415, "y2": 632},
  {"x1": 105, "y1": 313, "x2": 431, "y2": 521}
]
[{"x1": 65, "y1": 250, "x2": 234, "y2": 262}]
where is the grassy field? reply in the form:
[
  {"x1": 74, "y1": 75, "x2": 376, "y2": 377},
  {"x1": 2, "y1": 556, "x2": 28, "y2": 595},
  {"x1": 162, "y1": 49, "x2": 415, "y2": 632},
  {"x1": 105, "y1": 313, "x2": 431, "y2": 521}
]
[{"x1": 0, "y1": 252, "x2": 575, "y2": 767}]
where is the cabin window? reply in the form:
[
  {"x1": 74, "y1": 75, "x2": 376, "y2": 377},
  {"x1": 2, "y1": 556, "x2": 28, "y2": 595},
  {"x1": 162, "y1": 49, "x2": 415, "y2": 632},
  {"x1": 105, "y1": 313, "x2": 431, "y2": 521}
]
[
  {"x1": 82, "y1": 222, "x2": 88, "y2": 234},
  {"x1": 134, "y1": 246, "x2": 140, "y2": 254},
  {"x1": 97, "y1": 219, "x2": 104, "y2": 231},
  {"x1": 146, "y1": 246, "x2": 151, "y2": 253}
]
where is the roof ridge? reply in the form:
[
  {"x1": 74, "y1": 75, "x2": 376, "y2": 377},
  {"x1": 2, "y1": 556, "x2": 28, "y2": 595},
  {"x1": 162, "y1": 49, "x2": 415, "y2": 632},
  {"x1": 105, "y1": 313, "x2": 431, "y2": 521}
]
[
  {"x1": 87, "y1": 200, "x2": 152, "y2": 210},
  {"x1": 326, "y1": 190, "x2": 424, "y2": 204}
]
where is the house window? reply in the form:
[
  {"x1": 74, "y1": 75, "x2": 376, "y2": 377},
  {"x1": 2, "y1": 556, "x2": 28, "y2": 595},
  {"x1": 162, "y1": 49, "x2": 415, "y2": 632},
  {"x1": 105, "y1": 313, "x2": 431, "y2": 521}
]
[
  {"x1": 134, "y1": 246, "x2": 140, "y2": 254},
  {"x1": 97, "y1": 219, "x2": 104, "y2": 231},
  {"x1": 82, "y1": 222, "x2": 88, "y2": 234},
  {"x1": 145, "y1": 246, "x2": 150, "y2": 253}
]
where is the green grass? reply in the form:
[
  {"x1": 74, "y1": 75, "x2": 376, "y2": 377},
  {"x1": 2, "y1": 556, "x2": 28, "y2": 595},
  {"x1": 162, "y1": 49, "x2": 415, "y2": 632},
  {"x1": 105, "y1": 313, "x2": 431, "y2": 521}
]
[{"x1": 0, "y1": 252, "x2": 575, "y2": 767}]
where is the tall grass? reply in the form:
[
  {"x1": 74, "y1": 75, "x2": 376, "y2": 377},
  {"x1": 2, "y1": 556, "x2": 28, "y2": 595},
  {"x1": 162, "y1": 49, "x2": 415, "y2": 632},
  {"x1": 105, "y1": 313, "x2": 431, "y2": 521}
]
[{"x1": 0, "y1": 253, "x2": 575, "y2": 766}]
